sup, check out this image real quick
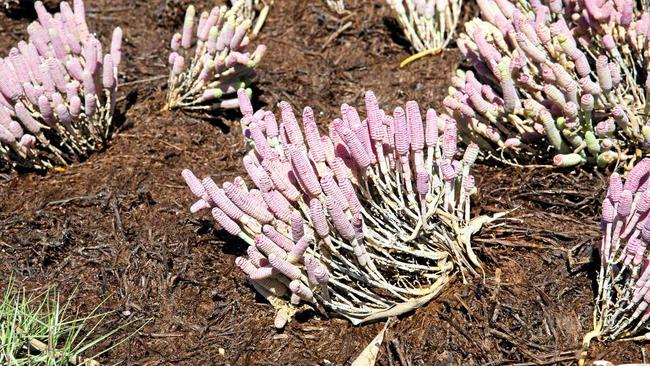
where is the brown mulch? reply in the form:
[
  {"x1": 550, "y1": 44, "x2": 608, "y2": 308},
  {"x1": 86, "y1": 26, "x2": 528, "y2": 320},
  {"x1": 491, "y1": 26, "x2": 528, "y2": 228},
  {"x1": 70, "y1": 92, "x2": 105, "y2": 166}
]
[{"x1": 0, "y1": 0, "x2": 647, "y2": 364}]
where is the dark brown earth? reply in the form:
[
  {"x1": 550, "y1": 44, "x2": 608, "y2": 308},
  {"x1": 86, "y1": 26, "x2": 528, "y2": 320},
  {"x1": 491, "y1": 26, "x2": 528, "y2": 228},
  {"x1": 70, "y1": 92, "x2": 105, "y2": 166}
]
[{"x1": 0, "y1": 0, "x2": 647, "y2": 364}]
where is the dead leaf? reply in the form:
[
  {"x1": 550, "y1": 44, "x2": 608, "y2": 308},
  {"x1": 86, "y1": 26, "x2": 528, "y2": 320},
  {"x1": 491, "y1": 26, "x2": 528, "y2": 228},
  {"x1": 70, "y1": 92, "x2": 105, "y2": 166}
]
[{"x1": 350, "y1": 320, "x2": 391, "y2": 366}]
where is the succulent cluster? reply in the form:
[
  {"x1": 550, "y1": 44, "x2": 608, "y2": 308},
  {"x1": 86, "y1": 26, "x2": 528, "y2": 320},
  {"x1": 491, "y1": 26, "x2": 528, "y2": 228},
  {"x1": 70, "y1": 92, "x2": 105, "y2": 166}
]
[
  {"x1": 447, "y1": 0, "x2": 650, "y2": 169},
  {"x1": 0, "y1": 0, "x2": 122, "y2": 171},
  {"x1": 183, "y1": 89, "x2": 497, "y2": 327},
  {"x1": 585, "y1": 159, "x2": 650, "y2": 350},
  {"x1": 325, "y1": 0, "x2": 345, "y2": 14},
  {"x1": 386, "y1": 0, "x2": 462, "y2": 63},
  {"x1": 165, "y1": 3, "x2": 266, "y2": 114}
]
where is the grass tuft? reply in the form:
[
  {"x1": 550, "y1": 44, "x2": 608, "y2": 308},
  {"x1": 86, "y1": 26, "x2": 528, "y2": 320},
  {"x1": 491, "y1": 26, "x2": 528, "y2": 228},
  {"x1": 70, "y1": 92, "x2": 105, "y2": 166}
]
[{"x1": 0, "y1": 278, "x2": 143, "y2": 365}]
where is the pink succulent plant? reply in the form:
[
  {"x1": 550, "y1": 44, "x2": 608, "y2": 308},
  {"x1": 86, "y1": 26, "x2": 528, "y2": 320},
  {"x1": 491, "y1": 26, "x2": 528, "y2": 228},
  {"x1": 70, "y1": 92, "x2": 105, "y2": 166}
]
[{"x1": 183, "y1": 89, "x2": 499, "y2": 327}]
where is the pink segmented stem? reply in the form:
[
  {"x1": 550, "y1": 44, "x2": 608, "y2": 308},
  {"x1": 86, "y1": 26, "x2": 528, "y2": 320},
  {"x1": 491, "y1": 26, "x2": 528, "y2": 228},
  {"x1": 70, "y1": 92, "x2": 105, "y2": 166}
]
[
  {"x1": 465, "y1": 85, "x2": 494, "y2": 115},
  {"x1": 602, "y1": 198, "x2": 615, "y2": 223},
  {"x1": 442, "y1": 119, "x2": 457, "y2": 159},
  {"x1": 309, "y1": 198, "x2": 330, "y2": 237},
  {"x1": 262, "y1": 225, "x2": 294, "y2": 252},
  {"x1": 596, "y1": 55, "x2": 612, "y2": 91},
  {"x1": 343, "y1": 104, "x2": 361, "y2": 127},
  {"x1": 406, "y1": 101, "x2": 424, "y2": 151},
  {"x1": 305, "y1": 256, "x2": 329, "y2": 285},
  {"x1": 321, "y1": 135, "x2": 336, "y2": 164},
  {"x1": 182, "y1": 169, "x2": 206, "y2": 198},
  {"x1": 189, "y1": 198, "x2": 211, "y2": 213},
  {"x1": 341, "y1": 128, "x2": 371, "y2": 169},
  {"x1": 212, "y1": 207, "x2": 242, "y2": 235},
  {"x1": 385, "y1": 114, "x2": 395, "y2": 149},
  {"x1": 223, "y1": 182, "x2": 274, "y2": 225},
  {"x1": 14, "y1": 102, "x2": 41, "y2": 134},
  {"x1": 0, "y1": 125, "x2": 14, "y2": 144},
  {"x1": 618, "y1": 190, "x2": 633, "y2": 217},
  {"x1": 365, "y1": 90, "x2": 384, "y2": 141},
  {"x1": 264, "y1": 111, "x2": 279, "y2": 138},
  {"x1": 425, "y1": 109, "x2": 438, "y2": 147},
  {"x1": 638, "y1": 191, "x2": 650, "y2": 214},
  {"x1": 289, "y1": 279, "x2": 314, "y2": 302},
  {"x1": 196, "y1": 11, "x2": 209, "y2": 41},
  {"x1": 261, "y1": 190, "x2": 293, "y2": 223},
  {"x1": 351, "y1": 212, "x2": 364, "y2": 242},
  {"x1": 339, "y1": 178, "x2": 362, "y2": 214},
  {"x1": 394, "y1": 107, "x2": 409, "y2": 156},
  {"x1": 624, "y1": 237, "x2": 643, "y2": 266},
  {"x1": 416, "y1": 170, "x2": 429, "y2": 196},
  {"x1": 8, "y1": 48, "x2": 29, "y2": 84},
  {"x1": 356, "y1": 121, "x2": 375, "y2": 163},
  {"x1": 243, "y1": 155, "x2": 274, "y2": 192},
  {"x1": 607, "y1": 173, "x2": 622, "y2": 202},
  {"x1": 35, "y1": 1, "x2": 52, "y2": 29},
  {"x1": 202, "y1": 177, "x2": 245, "y2": 219},
  {"x1": 8, "y1": 121, "x2": 24, "y2": 139},
  {"x1": 500, "y1": 67, "x2": 519, "y2": 113},
  {"x1": 325, "y1": 195, "x2": 355, "y2": 241},
  {"x1": 291, "y1": 210, "x2": 304, "y2": 241},
  {"x1": 181, "y1": 5, "x2": 195, "y2": 49},
  {"x1": 48, "y1": 28, "x2": 67, "y2": 60},
  {"x1": 463, "y1": 143, "x2": 479, "y2": 166},
  {"x1": 279, "y1": 101, "x2": 304, "y2": 146},
  {"x1": 19, "y1": 134, "x2": 35, "y2": 147},
  {"x1": 249, "y1": 266, "x2": 278, "y2": 280},
  {"x1": 290, "y1": 234, "x2": 313, "y2": 261},
  {"x1": 268, "y1": 253, "x2": 302, "y2": 280},
  {"x1": 111, "y1": 27, "x2": 123, "y2": 65},
  {"x1": 38, "y1": 95, "x2": 54, "y2": 124},
  {"x1": 330, "y1": 156, "x2": 351, "y2": 183},
  {"x1": 256, "y1": 234, "x2": 287, "y2": 259},
  {"x1": 263, "y1": 158, "x2": 301, "y2": 202},
  {"x1": 472, "y1": 28, "x2": 501, "y2": 62},
  {"x1": 624, "y1": 159, "x2": 650, "y2": 193},
  {"x1": 303, "y1": 107, "x2": 326, "y2": 163},
  {"x1": 102, "y1": 55, "x2": 115, "y2": 89},
  {"x1": 247, "y1": 246, "x2": 267, "y2": 267},
  {"x1": 248, "y1": 123, "x2": 275, "y2": 161},
  {"x1": 238, "y1": 88, "x2": 253, "y2": 117},
  {"x1": 439, "y1": 159, "x2": 456, "y2": 181},
  {"x1": 320, "y1": 173, "x2": 349, "y2": 211},
  {"x1": 287, "y1": 145, "x2": 322, "y2": 197},
  {"x1": 22, "y1": 83, "x2": 42, "y2": 106}
]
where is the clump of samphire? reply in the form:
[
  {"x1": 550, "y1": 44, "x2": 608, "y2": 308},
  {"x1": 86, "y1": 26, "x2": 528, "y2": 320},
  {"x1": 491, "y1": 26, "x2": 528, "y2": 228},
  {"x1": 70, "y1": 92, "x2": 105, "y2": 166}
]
[
  {"x1": 448, "y1": 0, "x2": 650, "y2": 171},
  {"x1": 165, "y1": 3, "x2": 265, "y2": 114},
  {"x1": 183, "y1": 89, "x2": 500, "y2": 327},
  {"x1": 0, "y1": 0, "x2": 122, "y2": 171},
  {"x1": 583, "y1": 159, "x2": 650, "y2": 363}
]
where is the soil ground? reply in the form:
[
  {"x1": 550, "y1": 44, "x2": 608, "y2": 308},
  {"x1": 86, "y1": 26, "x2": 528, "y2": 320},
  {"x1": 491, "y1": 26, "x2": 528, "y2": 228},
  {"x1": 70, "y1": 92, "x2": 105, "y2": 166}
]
[{"x1": 0, "y1": 0, "x2": 648, "y2": 365}]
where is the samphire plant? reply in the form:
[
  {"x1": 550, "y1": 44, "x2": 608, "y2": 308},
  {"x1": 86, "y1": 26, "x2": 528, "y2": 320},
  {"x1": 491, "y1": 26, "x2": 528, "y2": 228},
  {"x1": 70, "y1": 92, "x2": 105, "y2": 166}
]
[
  {"x1": 165, "y1": 2, "x2": 265, "y2": 114},
  {"x1": 447, "y1": 0, "x2": 650, "y2": 171},
  {"x1": 183, "y1": 89, "x2": 501, "y2": 327},
  {"x1": 583, "y1": 158, "x2": 650, "y2": 363},
  {"x1": 0, "y1": 0, "x2": 122, "y2": 172}
]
